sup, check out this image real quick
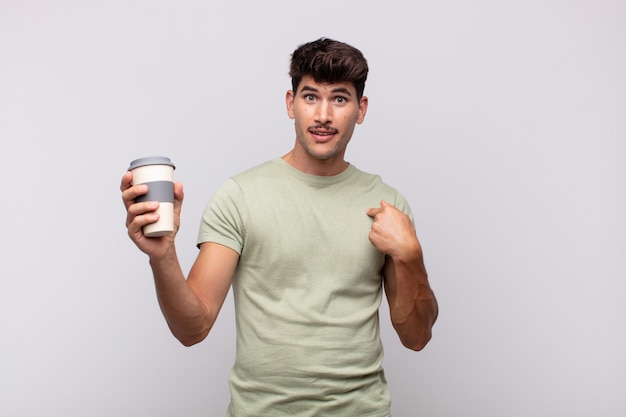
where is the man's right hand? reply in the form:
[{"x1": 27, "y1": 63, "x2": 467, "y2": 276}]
[{"x1": 120, "y1": 170, "x2": 184, "y2": 258}]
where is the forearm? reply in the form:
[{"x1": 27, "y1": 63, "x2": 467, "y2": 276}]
[
  {"x1": 385, "y1": 253, "x2": 438, "y2": 351},
  {"x1": 149, "y1": 247, "x2": 212, "y2": 346}
]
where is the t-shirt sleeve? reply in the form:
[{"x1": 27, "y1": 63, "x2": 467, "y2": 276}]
[
  {"x1": 392, "y1": 191, "x2": 415, "y2": 223},
  {"x1": 197, "y1": 178, "x2": 246, "y2": 254}
]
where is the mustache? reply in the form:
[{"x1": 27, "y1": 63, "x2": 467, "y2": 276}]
[{"x1": 309, "y1": 124, "x2": 338, "y2": 133}]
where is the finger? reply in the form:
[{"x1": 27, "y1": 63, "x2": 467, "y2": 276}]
[
  {"x1": 121, "y1": 183, "x2": 149, "y2": 209},
  {"x1": 366, "y1": 206, "x2": 384, "y2": 218},
  {"x1": 121, "y1": 171, "x2": 138, "y2": 209},
  {"x1": 172, "y1": 183, "x2": 184, "y2": 225},
  {"x1": 120, "y1": 171, "x2": 133, "y2": 192},
  {"x1": 126, "y1": 200, "x2": 159, "y2": 228},
  {"x1": 127, "y1": 210, "x2": 160, "y2": 239},
  {"x1": 173, "y1": 182, "x2": 184, "y2": 202},
  {"x1": 367, "y1": 199, "x2": 391, "y2": 217}
]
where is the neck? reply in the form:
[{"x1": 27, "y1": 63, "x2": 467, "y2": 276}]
[{"x1": 282, "y1": 150, "x2": 349, "y2": 176}]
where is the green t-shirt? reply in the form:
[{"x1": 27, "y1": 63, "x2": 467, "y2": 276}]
[{"x1": 198, "y1": 158, "x2": 413, "y2": 417}]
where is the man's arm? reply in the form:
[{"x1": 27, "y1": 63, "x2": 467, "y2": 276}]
[
  {"x1": 149, "y1": 242, "x2": 237, "y2": 346},
  {"x1": 121, "y1": 171, "x2": 237, "y2": 346},
  {"x1": 367, "y1": 200, "x2": 438, "y2": 351},
  {"x1": 381, "y1": 253, "x2": 437, "y2": 350}
]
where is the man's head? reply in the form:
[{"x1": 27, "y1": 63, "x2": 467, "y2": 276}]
[{"x1": 289, "y1": 38, "x2": 369, "y2": 101}]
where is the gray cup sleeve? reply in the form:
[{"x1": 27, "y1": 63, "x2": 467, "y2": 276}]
[{"x1": 135, "y1": 181, "x2": 175, "y2": 203}]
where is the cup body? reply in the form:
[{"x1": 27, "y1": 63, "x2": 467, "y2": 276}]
[{"x1": 128, "y1": 156, "x2": 176, "y2": 237}]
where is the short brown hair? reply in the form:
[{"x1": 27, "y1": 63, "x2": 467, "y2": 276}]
[{"x1": 289, "y1": 38, "x2": 369, "y2": 100}]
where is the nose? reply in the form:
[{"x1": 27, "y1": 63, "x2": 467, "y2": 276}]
[{"x1": 315, "y1": 100, "x2": 332, "y2": 125}]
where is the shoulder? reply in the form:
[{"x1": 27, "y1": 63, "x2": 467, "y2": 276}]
[
  {"x1": 232, "y1": 159, "x2": 280, "y2": 181},
  {"x1": 350, "y1": 164, "x2": 413, "y2": 217},
  {"x1": 349, "y1": 164, "x2": 396, "y2": 192}
]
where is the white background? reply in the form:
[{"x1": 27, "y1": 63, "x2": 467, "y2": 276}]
[{"x1": 1, "y1": 1, "x2": 624, "y2": 416}]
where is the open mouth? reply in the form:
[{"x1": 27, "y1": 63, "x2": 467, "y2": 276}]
[{"x1": 309, "y1": 126, "x2": 338, "y2": 138}]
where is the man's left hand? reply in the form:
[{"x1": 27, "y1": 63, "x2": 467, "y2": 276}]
[{"x1": 366, "y1": 200, "x2": 422, "y2": 260}]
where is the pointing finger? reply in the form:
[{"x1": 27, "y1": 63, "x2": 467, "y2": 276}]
[
  {"x1": 366, "y1": 206, "x2": 384, "y2": 218},
  {"x1": 367, "y1": 200, "x2": 392, "y2": 218}
]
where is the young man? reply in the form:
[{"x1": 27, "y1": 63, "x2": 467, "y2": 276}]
[{"x1": 121, "y1": 38, "x2": 438, "y2": 416}]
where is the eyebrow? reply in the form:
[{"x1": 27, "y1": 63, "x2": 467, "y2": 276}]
[{"x1": 300, "y1": 85, "x2": 353, "y2": 97}]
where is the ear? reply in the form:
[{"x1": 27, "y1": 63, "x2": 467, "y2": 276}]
[
  {"x1": 356, "y1": 95, "x2": 368, "y2": 124},
  {"x1": 285, "y1": 90, "x2": 295, "y2": 119}
]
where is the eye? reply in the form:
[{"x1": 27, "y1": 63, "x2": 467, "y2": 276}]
[
  {"x1": 334, "y1": 96, "x2": 348, "y2": 104},
  {"x1": 304, "y1": 94, "x2": 316, "y2": 102}
]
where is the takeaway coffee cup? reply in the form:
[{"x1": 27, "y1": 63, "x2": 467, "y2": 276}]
[{"x1": 128, "y1": 156, "x2": 176, "y2": 237}]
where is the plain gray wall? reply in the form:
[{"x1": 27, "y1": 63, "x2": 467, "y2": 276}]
[{"x1": 1, "y1": 1, "x2": 625, "y2": 416}]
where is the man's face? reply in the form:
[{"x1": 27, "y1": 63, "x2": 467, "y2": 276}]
[{"x1": 286, "y1": 75, "x2": 368, "y2": 166}]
